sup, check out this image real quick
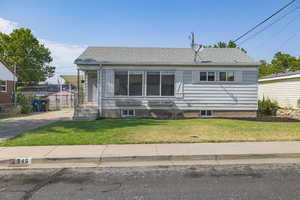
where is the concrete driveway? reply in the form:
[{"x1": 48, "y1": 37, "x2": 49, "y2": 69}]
[{"x1": 0, "y1": 109, "x2": 73, "y2": 141}]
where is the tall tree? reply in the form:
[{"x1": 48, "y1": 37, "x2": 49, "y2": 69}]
[
  {"x1": 0, "y1": 28, "x2": 55, "y2": 84},
  {"x1": 259, "y1": 52, "x2": 300, "y2": 78}
]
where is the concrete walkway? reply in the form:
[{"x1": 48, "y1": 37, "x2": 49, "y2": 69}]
[
  {"x1": 0, "y1": 109, "x2": 73, "y2": 141},
  {"x1": 1, "y1": 142, "x2": 300, "y2": 169}
]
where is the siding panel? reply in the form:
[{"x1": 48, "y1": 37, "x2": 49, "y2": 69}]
[{"x1": 259, "y1": 78, "x2": 300, "y2": 108}]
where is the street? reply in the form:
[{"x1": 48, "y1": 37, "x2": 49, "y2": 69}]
[{"x1": 1, "y1": 164, "x2": 300, "y2": 200}]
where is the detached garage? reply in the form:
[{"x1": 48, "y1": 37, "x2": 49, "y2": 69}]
[{"x1": 258, "y1": 70, "x2": 300, "y2": 109}]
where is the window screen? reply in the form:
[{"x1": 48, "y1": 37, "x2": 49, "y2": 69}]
[
  {"x1": 219, "y1": 72, "x2": 227, "y2": 81},
  {"x1": 161, "y1": 73, "x2": 175, "y2": 96},
  {"x1": 146, "y1": 72, "x2": 160, "y2": 96},
  {"x1": 129, "y1": 73, "x2": 143, "y2": 96},
  {"x1": 114, "y1": 71, "x2": 128, "y2": 95}
]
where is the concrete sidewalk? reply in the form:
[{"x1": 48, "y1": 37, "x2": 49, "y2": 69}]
[{"x1": 1, "y1": 141, "x2": 300, "y2": 169}]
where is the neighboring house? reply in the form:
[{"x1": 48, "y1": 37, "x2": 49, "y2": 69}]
[
  {"x1": 74, "y1": 47, "x2": 260, "y2": 120},
  {"x1": 259, "y1": 70, "x2": 300, "y2": 109},
  {"x1": 0, "y1": 61, "x2": 17, "y2": 105}
]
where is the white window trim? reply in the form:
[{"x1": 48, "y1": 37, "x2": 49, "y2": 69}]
[
  {"x1": 199, "y1": 71, "x2": 216, "y2": 82},
  {"x1": 121, "y1": 109, "x2": 135, "y2": 117},
  {"x1": 0, "y1": 80, "x2": 7, "y2": 93},
  {"x1": 200, "y1": 110, "x2": 213, "y2": 117}
]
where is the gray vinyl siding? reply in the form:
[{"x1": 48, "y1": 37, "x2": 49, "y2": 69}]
[{"x1": 99, "y1": 67, "x2": 258, "y2": 111}]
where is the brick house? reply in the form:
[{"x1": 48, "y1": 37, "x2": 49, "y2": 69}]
[{"x1": 0, "y1": 61, "x2": 18, "y2": 105}]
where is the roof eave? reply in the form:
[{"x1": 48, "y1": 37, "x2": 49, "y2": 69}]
[
  {"x1": 259, "y1": 74, "x2": 300, "y2": 82},
  {"x1": 75, "y1": 60, "x2": 260, "y2": 67}
]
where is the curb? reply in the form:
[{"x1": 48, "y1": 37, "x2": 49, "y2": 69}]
[{"x1": 1, "y1": 152, "x2": 300, "y2": 168}]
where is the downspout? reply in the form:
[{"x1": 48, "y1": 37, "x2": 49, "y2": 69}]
[{"x1": 98, "y1": 64, "x2": 103, "y2": 119}]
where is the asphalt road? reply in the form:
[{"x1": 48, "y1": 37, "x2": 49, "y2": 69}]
[{"x1": 1, "y1": 164, "x2": 300, "y2": 200}]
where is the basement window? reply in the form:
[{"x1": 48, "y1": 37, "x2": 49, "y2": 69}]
[
  {"x1": 200, "y1": 110, "x2": 213, "y2": 117},
  {"x1": 121, "y1": 109, "x2": 135, "y2": 117}
]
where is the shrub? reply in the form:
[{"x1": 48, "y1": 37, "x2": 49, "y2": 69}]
[
  {"x1": 258, "y1": 97, "x2": 279, "y2": 116},
  {"x1": 17, "y1": 93, "x2": 34, "y2": 114},
  {"x1": 20, "y1": 105, "x2": 33, "y2": 114}
]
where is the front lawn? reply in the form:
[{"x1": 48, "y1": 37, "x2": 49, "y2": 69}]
[{"x1": 1, "y1": 119, "x2": 300, "y2": 146}]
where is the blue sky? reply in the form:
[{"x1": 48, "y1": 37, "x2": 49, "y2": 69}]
[{"x1": 1, "y1": 0, "x2": 300, "y2": 78}]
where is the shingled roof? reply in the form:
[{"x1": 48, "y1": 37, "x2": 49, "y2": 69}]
[{"x1": 75, "y1": 46, "x2": 260, "y2": 66}]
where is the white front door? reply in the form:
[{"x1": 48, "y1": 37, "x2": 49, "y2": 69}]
[{"x1": 88, "y1": 74, "x2": 97, "y2": 102}]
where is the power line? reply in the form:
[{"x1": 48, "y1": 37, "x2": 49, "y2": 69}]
[
  {"x1": 233, "y1": 0, "x2": 296, "y2": 43},
  {"x1": 238, "y1": 5, "x2": 300, "y2": 45},
  {"x1": 255, "y1": 8, "x2": 300, "y2": 48}
]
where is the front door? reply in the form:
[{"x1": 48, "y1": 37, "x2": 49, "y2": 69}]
[{"x1": 88, "y1": 74, "x2": 97, "y2": 102}]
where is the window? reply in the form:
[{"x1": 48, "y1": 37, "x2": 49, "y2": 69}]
[
  {"x1": 219, "y1": 72, "x2": 227, "y2": 81},
  {"x1": 208, "y1": 72, "x2": 215, "y2": 81},
  {"x1": 227, "y1": 72, "x2": 235, "y2": 81},
  {"x1": 161, "y1": 73, "x2": 175, "y2": 96},
  {"x1": 146, "y1": 72, "x2": 160, "y2": 96},
  {"x1": 114, "y1": 71, "x2": 128, "y2": 96},
  {"x1": 0, "y1": 80, "x2": 7, "y2": 92},
  {"x1": 200, "y1": 72, "x2": 215, "y2": 82},
  {"x1": 146, "y1": 72, "x2": 175, "y2": 96},
  {"x1": 200, "y1": 110, "x2": 213, "y2": 117},
  {"x1": 219, "y1": 72, "x2": 235, "y2": 82},
  {"x1": 129, "y1": 72, "x2": 143, "y2": 96},
  {"x1": 200, "y1": 72, "x2": 207, "y2": 81},
  {"x1": 114, "y1": 71, "x2": 143, "y2": 96},
  {"x1": 121, "y1": 109, "x2": 135, "y2": 117}
]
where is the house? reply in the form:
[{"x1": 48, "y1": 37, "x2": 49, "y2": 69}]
[
  {"x1": 0, "y1": 61, "x2": 17, "y2": 106},
  {"x1": 259, "y1": 70, "x2": 300, "y2": 109},
  {"x1": 74, "y1": 47, "x2": 260, "y2": 120}
]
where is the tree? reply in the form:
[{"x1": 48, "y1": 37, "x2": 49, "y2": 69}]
[
  {"x1": 259, "y1": 52, "x2": 300, "y2": 78},
  {"x1": 0, "y1": 28, "x2": 55, "y2": 85},
  {"x1": 206, "y1": 41, "x2": 247, "y2": 53}
]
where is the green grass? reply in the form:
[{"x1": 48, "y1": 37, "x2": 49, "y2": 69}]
[{"x1": 1, "y1": 119, "x2": 300, "y2": 146}]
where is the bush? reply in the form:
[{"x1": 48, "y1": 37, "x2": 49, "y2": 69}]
[
  {"x1": 258, "y1": 97, "x2": 279, "y2": 116},
  {"x1": 20, "y1": 105, "x2": 33, "y2": 114},
  {"x1": 17, "y1": 93, "x2": 34, "y2": 114}
]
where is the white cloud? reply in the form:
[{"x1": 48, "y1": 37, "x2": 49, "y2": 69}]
[
  {"x1": 0, "y1": 18, "x2": 18, "y2": 34},
  {"x1": 40, "y1": 39, "x2": 85, "y2": 68},
  {"x1": 0, "y1": 18, "x2": 85, "y2": 83}
]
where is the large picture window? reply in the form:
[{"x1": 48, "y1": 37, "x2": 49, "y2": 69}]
[
  {"x1": 146, "y1": 72, "x2": 174, "y2": 96},
  {"x1": 114, "y1": 71, "x2": 143, "y2": 96}
]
